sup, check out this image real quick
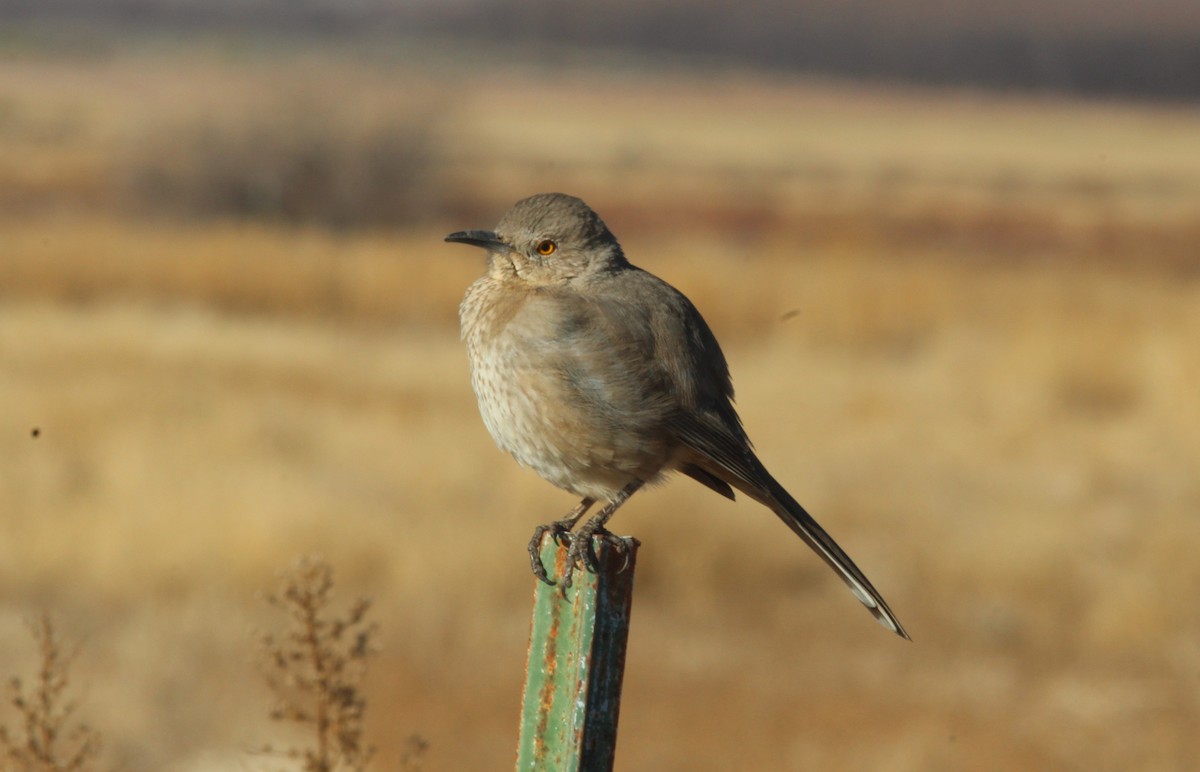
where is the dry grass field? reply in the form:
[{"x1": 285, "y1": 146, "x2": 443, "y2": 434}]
[{"x1": 2, "y1": 36, "x2": 1200, "y2": 770}]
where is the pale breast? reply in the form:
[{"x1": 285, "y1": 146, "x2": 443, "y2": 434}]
[{"x1": 459, "y1": 278, "x2": 672, "y2": 500}]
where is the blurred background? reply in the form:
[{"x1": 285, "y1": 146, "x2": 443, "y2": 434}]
[{"x1": 2, "y1": 1, "x2": 1199, "y2": 769}]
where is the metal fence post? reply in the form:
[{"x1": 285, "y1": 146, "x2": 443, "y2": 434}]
[{"x1": 516, "y1": 532, "x2": 640, "y2": 772}]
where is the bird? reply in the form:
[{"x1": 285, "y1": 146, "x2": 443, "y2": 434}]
[{"x1": 446, "y1": 193, "x2": 909, "y2": 639}]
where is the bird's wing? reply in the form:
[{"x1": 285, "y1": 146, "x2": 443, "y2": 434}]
[{"x1": 521, "y1": 286, "x2": 679, "y2": 429}]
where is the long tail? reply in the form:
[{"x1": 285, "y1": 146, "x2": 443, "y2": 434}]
[
  {"x1": 670, "y1": 413, "x2": 909, "y2": 638},
  {"x1": 756, "y1": 475, "x2": 910, "y2": 639}
]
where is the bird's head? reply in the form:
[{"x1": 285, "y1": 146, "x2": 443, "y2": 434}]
[{"x1": 445, "y1": 193, "x2": 627, "y2": 285}]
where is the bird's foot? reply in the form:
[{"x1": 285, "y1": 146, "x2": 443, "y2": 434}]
[
  {"x1": 559, "y1": 523, "x2": 634, "y2": 592},
  {"x1": 528, "y1": 518, "x2": 577, "y2": 585}
]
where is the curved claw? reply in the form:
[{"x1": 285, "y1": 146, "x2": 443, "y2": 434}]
[
  {"x1": 608, "y1": 534, "x2": 634, "y2": 573},
  {"x1": 528, "y1": 523, "x2": 570, "y2": 586},
  {"x1": 595, "y1": 531, "x2": 634, "y2": 573}
]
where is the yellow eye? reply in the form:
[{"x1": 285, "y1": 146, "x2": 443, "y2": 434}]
[{"x1": 536, "y1": 240, "x2": 556, "y2": 256}]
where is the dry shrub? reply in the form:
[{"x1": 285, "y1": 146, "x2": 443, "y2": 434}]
[
  {"x1": 257, "y1": 556, "x2": 380, "y2": 772},
  {"x1": 0, "y1": 615, "x2": 101, "y2": 772}
]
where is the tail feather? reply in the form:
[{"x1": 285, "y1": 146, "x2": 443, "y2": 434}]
[
  {"x1": 670, "y1": 412, "x2": 909, "y2": 639},
  {"x1": 758, "y1": 476, "x2": 910, "y2": 640}
]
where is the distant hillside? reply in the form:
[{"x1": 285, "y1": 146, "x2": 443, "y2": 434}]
[{"x1": 4, "y1": 0, "x2": 1200, "y2": 100}]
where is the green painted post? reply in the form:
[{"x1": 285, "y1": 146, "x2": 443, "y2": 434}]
[{"x1": 516, "y1": 532, "x2": 640, "y2": 772}]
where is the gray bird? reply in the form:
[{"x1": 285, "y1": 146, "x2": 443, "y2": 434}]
[{"x1": 446, "y1": 193, "x2": 908, "y2": 639}]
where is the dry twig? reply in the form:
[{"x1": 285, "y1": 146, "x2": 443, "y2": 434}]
[
  {"x1": 258, "y1": 556, "x2": 378, "y2": 772},
  {"x1": 0, "y1": 614, "x2": 101, "y2": 772}
]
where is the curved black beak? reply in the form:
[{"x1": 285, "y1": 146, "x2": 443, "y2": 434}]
[{"x1": 445, "y1": 229, "x2": 507, "y2": 250}]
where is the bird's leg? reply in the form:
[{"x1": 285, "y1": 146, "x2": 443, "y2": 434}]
[
  {"x1": 529, "y1": 497, "x2": 595, "y2": 585},
  {"x1": 561, "y1": 481, "x2": 644, "y2": 590}
]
